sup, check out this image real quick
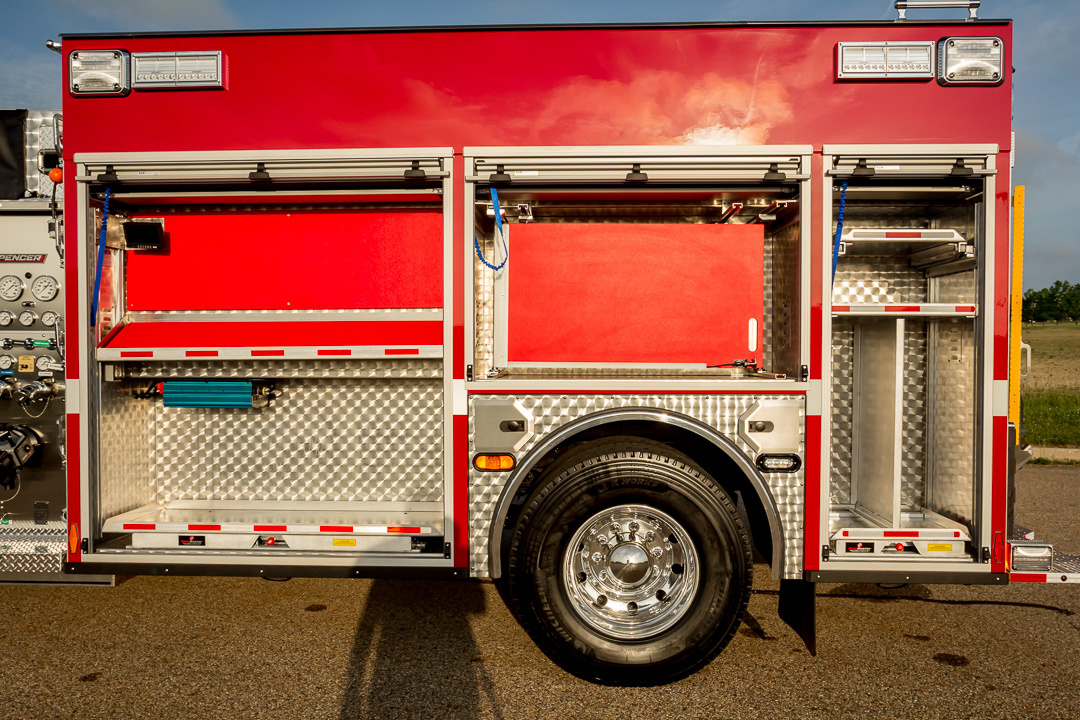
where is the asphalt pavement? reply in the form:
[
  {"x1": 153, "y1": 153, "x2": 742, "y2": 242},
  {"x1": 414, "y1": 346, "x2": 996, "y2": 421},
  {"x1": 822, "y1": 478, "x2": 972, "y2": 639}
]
[{"x1": 1, "y1": 465, "x2": 1078, "y2": 720}]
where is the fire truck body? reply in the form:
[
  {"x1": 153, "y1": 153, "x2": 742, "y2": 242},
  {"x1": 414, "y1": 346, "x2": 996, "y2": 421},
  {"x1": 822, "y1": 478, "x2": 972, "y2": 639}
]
[{"x1": 20, "y1": 2, "x2": 1070, "y2": 683}]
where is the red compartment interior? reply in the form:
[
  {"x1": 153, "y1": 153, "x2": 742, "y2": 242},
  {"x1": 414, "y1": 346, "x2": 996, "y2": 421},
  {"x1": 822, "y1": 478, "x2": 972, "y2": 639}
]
[
  {"x1": 506, "y1": 223, "x2": 764, "y2": 365},
  {"x1": 125, "y1": 208, "x2": 442, "y2": 311}
]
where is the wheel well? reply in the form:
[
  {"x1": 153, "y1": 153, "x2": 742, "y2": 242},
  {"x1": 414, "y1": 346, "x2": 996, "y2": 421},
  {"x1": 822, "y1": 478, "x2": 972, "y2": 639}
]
[{"x1": 500, "y1": 418, "x2": 778, "y2": 576}]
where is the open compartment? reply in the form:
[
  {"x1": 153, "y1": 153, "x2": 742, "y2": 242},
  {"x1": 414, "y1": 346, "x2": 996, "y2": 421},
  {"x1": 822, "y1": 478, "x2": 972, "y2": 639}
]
[
  {"x1": 826, "y1": 175, "x2": 986, "y2": 560},
  {"x1": 79, "y1": 152, "x2": 453, "y2": 559},
  {"x1": 467, "y1": 149, "x2": 809, "y2": 379}
]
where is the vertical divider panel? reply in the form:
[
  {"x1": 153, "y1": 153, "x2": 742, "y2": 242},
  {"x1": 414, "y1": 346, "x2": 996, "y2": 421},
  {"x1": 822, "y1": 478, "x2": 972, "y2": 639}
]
[{"x1": 853, "y1": 318, "x2": 904, "y2": 527}]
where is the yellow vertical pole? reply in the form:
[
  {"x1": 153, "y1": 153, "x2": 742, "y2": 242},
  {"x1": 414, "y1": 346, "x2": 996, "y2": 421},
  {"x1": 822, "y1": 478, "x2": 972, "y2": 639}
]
[{"x1": 1009, "y1": 186, "x2": 1025, "y2": 439}]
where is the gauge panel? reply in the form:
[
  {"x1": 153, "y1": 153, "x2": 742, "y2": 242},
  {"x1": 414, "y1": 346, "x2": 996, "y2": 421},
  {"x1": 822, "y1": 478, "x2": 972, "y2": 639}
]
[
  {"x1": 0, "y1": 275, "x2": 24, "y2": 301},
  {"x1": 30, "y1": 275, "x2": 60, "y2": 302},
  {"x1": 0, "y1": 310, "x2": 13, "y2": 326},
  {"x1": 18, "y1": 311, "x2": 37, "y2": 327},
  {"x1": 40, "y1": 311, "x2": 59, "y2": 327}
]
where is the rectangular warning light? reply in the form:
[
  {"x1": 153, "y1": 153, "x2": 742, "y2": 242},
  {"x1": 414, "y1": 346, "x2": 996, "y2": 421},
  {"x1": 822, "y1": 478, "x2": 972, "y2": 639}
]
[
  {"x1": 837, "y1": 42, "x2": 935, "y2": 79},
  {"x1": 133, "y1": 51, "x2": 224, "y2": 88}
]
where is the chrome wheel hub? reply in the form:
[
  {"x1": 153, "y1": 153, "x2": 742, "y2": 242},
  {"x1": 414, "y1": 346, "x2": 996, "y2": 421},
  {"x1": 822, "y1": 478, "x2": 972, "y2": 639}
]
[{"x1": 562, "y1": 504, "x2": 700, "y2": 640}]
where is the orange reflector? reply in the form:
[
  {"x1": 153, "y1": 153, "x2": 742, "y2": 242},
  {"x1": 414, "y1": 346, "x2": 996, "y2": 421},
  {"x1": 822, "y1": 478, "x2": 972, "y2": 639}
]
[
  {"x1": 474, "y1": 454, "x2": 515, "y2": 471},
  {"x1": 68, "y1": 523, "x2": 80, "y2": 556}
]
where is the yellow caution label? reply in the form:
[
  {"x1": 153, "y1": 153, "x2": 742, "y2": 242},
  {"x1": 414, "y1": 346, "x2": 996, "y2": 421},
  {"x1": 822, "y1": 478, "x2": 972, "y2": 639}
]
[
  {"x1": 332, "y1": 538, "x2": 357, "y2": 547},
  {"x1": 927, "y1": 543, "x2": 953, "y2": 552},
  {"x1": 17, "y1": 355, "x2": 34, "y2": 373}
]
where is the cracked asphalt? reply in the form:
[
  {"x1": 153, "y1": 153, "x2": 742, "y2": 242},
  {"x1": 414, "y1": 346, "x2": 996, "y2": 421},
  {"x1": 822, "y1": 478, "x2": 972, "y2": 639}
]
[{"x1": 1, "y1": 465, "x2": 1077, "y2": 719}]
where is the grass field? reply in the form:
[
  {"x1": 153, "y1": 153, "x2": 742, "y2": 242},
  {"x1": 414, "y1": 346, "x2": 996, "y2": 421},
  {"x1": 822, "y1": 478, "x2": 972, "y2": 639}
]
[{"x1": 1021, "y1": 323, "x2": 1080, "y2": 447}]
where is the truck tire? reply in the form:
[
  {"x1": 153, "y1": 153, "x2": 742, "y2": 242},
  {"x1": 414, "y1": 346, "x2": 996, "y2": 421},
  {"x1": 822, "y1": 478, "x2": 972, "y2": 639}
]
[{"x1": 506, "y1": 437, "x2": 752, "y2": 685}]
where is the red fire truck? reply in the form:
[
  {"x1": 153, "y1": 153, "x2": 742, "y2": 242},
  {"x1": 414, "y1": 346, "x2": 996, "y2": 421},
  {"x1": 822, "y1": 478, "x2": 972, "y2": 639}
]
[{"x1": 12, "y1": 0, "x2": 1070, "y2": 684}]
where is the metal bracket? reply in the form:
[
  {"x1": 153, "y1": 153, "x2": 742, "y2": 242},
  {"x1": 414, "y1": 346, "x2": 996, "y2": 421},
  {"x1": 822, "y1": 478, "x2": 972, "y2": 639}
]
[
  {"x1": 443, "y1": 542, "x2": 451, "y2": 559},
  {"x1": 822, "y1": 544, "x2": 831, "y2": 562},
  {"x1": 895, "y1": 1, "x2": 980, "y2": 20}
]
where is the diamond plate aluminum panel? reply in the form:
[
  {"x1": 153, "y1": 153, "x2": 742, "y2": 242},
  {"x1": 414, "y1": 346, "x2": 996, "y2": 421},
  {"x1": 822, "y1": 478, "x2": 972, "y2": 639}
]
[
  {"x1": 150, "y1": 379, "x2": 443, "y2": 504},
  {"x1": 122, "y1": 359, "x2": 441, "y2": 380},
  {"x1": 830, "y1": 319, "x2": 854, "y2": 505},
  {"x1": 832, "y1": 256, "x2": 927, "y2": 304},
  {"x1": 766, "y1": 222, "x2": 801, "y2": 377},
  {"x1": 468, "y1": 393, "x2": 805, "y2": 579},
  {"x1": 927, "y1": 319, "x2": 976, "y2": 526},
  {"x1": 933, "y1": 271, "x2": 977, "y2": 304},
  {"x1": 901, "y1": 321, "x2": 928, "y2": 511},
  {"x1": 474, "y1": 230, "x2": 496, "y2": 377},
  {"x1": 25, "y1": 110, "x2": 61, "y2": 198},
  {"x1": 0, "y1": 522, "x2": 66, "y2": 575},
  {"x1": 1053, "y1": 551, "x2": 1080, "y2": 575},
  {"x1": 99, "y1": 377, "x2": 444, "y2": 516},
  {"x1": 98, "y1": 379, "x2": 155, "y2": 526}
]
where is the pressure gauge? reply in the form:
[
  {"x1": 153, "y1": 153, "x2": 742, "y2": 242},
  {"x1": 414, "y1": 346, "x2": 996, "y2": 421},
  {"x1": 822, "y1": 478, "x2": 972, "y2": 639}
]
[
  {"x1": 18, "y1": 311, "x2": 37, "y2": 327},
  {"x1": 0, "y1": 310, "x2": 13, "y2": 326},
  {"x1": 0, "y1": 275, "x2": 23, "y2": 301},
  {"x1": 40, "y1": 311, "x2": 59, "y2": 327},
  {"x1": 31, "y1": 275, "x2": 60, "y2": 302},
  {"x1": 0, "y1": 355, "x2": 13, "y2": 370},
  {"x1": 36, "y1": 355, "x2": 55, "y2": 372}
]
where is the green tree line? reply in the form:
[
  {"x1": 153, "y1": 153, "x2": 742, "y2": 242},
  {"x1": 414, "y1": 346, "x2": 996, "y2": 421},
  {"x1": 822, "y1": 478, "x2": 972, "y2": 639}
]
[{"x1": 1023, "y1": 281, "x2": 1080, "y2": 323}]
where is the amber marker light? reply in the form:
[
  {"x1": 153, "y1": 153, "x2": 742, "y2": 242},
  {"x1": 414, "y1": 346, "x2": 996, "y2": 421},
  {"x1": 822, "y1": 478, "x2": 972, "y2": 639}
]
[{"x1": 473, "y1": 454, "x2": 515, "y2": 471}]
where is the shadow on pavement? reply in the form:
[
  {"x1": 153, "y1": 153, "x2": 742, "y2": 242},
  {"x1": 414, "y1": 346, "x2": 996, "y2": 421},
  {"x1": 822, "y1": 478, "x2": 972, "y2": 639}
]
[{"x1": 339, "y1": 579, "x2": 503, "y2": 720}]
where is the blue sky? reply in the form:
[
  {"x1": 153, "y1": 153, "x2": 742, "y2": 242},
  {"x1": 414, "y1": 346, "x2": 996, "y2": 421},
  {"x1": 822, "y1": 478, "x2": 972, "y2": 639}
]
[{"x1": 1, "y1": 0, "x2": 1076, "y2": 290}]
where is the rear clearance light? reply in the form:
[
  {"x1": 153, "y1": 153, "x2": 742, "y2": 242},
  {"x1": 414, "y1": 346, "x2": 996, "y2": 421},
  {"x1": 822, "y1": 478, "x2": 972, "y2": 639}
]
[
  {"x1": 1011, "y1": 542, "x2": 1053, "y2": 573},
  {"x1": 837, "y1": 41, "x2": 934, "y2": 80},
  {"x1": 756, "y1": 454, "x2": 802, "y2": 473},
  {"x1": 70, "y1": 50, "x2": 130, "y2": 96},
  {"x1": 474, "y1": 454, "x2": 515, "y2": 472},
  {"x1": 938, "y1": 37, "x2": 1004, "y2": 85}
]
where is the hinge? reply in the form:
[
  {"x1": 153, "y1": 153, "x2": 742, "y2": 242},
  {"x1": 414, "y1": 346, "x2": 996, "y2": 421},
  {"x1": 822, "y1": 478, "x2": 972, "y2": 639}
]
[
  {"x1": 980, "y1": 546, "x2": 990, "y2": 563},
  {"x1": 800, "y1": 365, "x2": 810, "y2": 382},
  {"x1": 466, "y1": 364, "x2": 474, "y2": 382},
  {"x1": 80, "y1": 538, "x2": 88, "y2": 553},
  {"x1": 822, "y1": 544, "x2": 830, "y2": 562},
  {"x1": 444, "y1": 542, "x2": 452, "y2": 559}
]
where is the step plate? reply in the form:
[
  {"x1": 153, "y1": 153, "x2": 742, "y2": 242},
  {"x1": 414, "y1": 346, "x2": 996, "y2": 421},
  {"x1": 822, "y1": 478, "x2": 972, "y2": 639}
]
[{"x1": 1010, "y1": 551, "x2": 1080, "y2": 583}]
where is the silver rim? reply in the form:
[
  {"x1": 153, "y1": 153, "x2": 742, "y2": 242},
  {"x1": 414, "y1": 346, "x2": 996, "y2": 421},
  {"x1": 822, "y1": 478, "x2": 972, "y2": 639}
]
[{"x1": 561, "y1": 504, "x2": 700, "y2": 640}]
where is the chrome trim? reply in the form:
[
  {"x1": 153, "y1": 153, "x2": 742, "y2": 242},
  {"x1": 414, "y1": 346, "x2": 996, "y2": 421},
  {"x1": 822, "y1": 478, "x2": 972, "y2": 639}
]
[{"x1": 487, "y1": 407, "x2": 784, "y2": 579}]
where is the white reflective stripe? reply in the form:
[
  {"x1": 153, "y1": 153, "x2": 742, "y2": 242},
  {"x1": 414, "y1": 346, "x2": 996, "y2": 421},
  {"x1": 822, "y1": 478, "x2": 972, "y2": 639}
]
[
  {"x1": 806, "y1": 379, "x2": 823, "y2": 415},
  {"x1": 66, "y1": 378, "x2": 79, "y2": 413},
  {"x1": 748, "y1": 318, "x2": 758, "y2": 352},
  {"x1": 453, "y1": 379, "x2": 466, "y2": 415},
  {"x1": 993, "y1": 380, "x2": 1010, "y2": 417}
]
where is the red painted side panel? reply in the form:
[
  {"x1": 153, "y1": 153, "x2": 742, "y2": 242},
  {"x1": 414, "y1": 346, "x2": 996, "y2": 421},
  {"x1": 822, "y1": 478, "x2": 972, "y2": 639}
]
[
  {"x1": 102, "y1": 320, "x2": 442, "y2": 348},
  {"x1": 62, "y1": 25, "x2": 1012, "y2": 152},
  {"x1": 803, "y1": 414, "x2": 821, "y2": 572},
  {"x1": 125, "y1": 209, "x2": 442, "y2": 311},
  {"x1": 453, "y1": 415, "x2": 469, "y2": 568},
  {"x1": 507, "y1": 223, "x2": 764, "y2": 366}
]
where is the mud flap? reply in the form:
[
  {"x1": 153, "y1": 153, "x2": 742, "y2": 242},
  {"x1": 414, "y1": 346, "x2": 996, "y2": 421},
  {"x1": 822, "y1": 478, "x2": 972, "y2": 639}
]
[{"x1": 778, "y1": 578, "x2": 816, "y2": 656}]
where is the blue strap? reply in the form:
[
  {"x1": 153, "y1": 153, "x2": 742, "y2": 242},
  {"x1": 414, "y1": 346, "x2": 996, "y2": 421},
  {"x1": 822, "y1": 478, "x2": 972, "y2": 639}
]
[
  {"x1": 475, "y1": 188, "x2": 508, "y2": 271},
  {"x1": 90, "y1": 188, "x2": 111, "y2": 327},
  {"x1": 831, "y1": 181, "x2": 848, "y2": 283}
]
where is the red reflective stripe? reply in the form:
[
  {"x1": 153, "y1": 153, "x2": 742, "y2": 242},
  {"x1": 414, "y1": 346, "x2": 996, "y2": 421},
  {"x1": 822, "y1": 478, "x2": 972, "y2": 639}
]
[
  {"x1": 385, "y1": 348, "x2": 420, "y2": 355},
  {"x1": 188, "y1": 524, "x2": 221, "y2": 531},
  {"x1": 123, "y1": 523, "x2": 156, "y2": 530},
  {"x1": 320, "y1": 525, "x2": 353, "y2": 533},
  {"x1": 387, "y1": 526, "x2": 422, "y2": 533},
  {"x1": 955, "y1": 305, "x2": 976, "y2": 312},
  {"x1": 885, "y1": 231, "x2": 923, "y2": 238},
  {"x1": 954, "y1": 531, "x2": 961, "y2": 538},
  {"x1": 121, "y1": 351, "x2": 154, "y2": 358},
  {"x1": 251, "y1": 350, "x2": 284, "y2": 357},
  {"x1": 883, "y1": 531, "x2": 919, "y2": 538},
  {"x1": 886, "y1": 306, "x2": 920, "y2": 312},
  {"x1": 186, "y1": 350, "x2": 218, "y2": 357},
  {"x1": 317, "y1": 349, "x2": 351, "y2": 356},
  {"x1": 1010, "y1": 573, "x2": 1047, "y2": 583},
  {"x1": 254, "y1": 525, "x2": 287, "y2": 532},
  {"x1": 833, "y1": 306, "x2": 850, "y2": 312}
]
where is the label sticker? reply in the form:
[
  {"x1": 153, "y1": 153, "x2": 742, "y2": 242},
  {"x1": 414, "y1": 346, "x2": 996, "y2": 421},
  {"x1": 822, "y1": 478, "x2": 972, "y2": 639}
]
[
  {"x1": 0, "y1": 254, "x2": 46, "y2": 263},
  {"x1": 927, "y1": 543, "x2": 954, "y2": 552},
  {"x1": 845, "y1": 541, "x2": 874, "y2": 554},
  {"x1": 333, "y1": 538, "x2": 357, "y2": 547},
  {"x1": 17, "y1": 355, "x2": 34, "y2": 373}
]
